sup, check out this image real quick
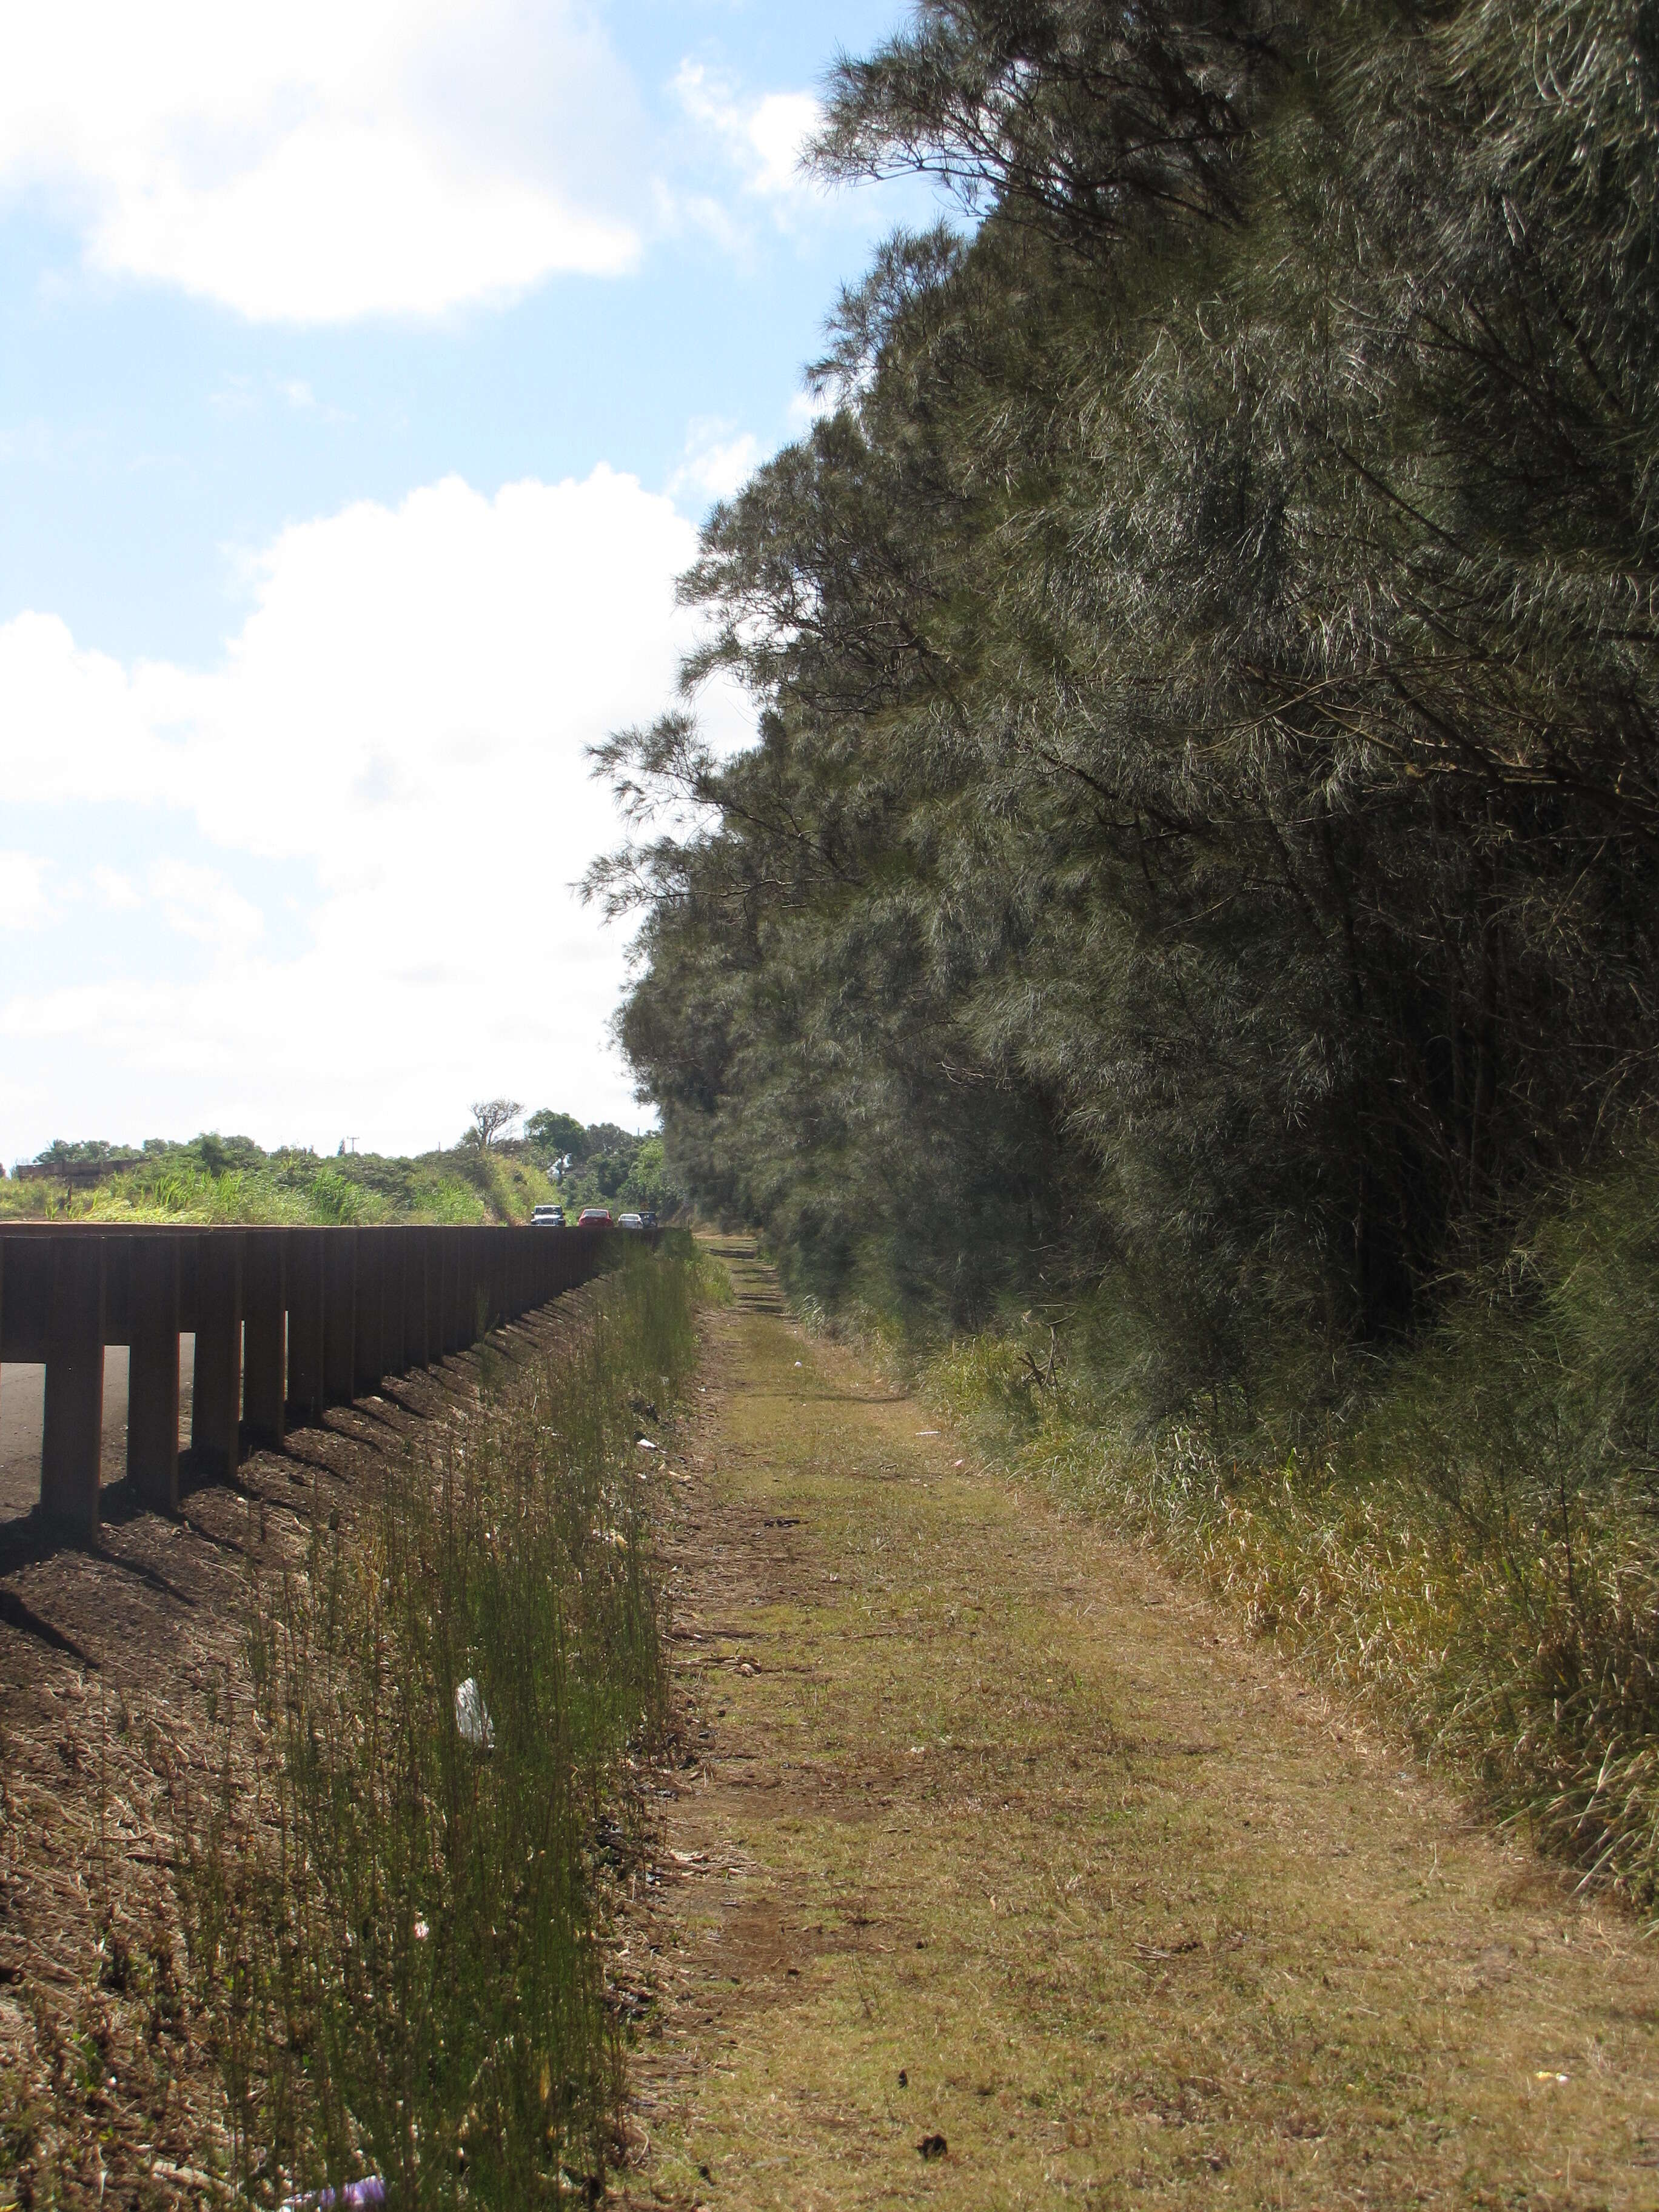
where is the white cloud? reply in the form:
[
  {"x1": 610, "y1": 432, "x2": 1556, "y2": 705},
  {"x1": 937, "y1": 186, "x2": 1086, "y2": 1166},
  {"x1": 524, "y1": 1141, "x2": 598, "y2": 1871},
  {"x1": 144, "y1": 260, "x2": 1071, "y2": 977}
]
[
  {"x1": 668, "y1": 417, "x2": 762, "y2": 506},
  {"x1": 746, "y1": 93, "x2": 825, "y2": 198},
  {"x1": 0, "y1": 615, "x2": 176, "y2": 804},
  {"x1": 0, "y1": 467, "x2": 746, "y2": 1151},
  {"x1": 0, "y1": 1, "x2": 643, "y2": 321},
  {"x1": 0, "y1": 852, "x2": 52, "y2": 931},
  {"x1": 147, "y1": 860, "x2": 264, "y2": 951},
  {"x1": 672, "y1": 63, "x2": 825, "y2": 210},
  {"x1": 92, "y1": 866, "x2": 141, "y2": 910}
]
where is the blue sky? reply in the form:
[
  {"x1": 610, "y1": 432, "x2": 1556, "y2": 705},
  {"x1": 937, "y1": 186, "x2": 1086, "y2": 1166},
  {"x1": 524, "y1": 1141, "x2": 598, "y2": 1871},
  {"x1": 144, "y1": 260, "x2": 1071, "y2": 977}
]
[{"x1": 0, "y1": 1, "x2": 936, "y2": 1162}]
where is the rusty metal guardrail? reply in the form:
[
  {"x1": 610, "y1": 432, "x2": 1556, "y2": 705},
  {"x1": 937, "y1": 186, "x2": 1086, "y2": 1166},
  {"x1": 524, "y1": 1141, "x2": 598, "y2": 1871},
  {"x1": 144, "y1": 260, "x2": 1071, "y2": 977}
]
[{"x1": 0, "y1": 1221, "x2": 634, "y2": 1536}]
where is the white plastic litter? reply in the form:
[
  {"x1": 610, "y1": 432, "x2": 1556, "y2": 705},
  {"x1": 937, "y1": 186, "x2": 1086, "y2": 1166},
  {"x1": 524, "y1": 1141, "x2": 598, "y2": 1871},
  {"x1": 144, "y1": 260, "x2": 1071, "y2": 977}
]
[{"x1": 455, "y1": 1677, "x2": 495, "y2": 1751}]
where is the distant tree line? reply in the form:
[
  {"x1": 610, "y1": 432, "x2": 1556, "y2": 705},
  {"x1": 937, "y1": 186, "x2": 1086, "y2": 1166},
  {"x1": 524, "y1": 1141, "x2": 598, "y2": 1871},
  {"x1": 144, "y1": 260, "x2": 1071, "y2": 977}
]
[
  {"x1": 523, "y1": 1111, "x2": 676, "y2": 1215},
  {"x1": 4, "y1": 1123, "x2": 679, "y2": 1224},
  {"x1": 594, "y1": 0, "x2": 1659, "y2": 1416}
]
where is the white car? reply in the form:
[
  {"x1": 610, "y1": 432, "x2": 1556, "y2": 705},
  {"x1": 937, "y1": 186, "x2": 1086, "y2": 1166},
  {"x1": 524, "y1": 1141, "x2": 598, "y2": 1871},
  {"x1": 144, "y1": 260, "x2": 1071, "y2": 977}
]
[
  {"x1": 531, "y1": 1204, "x2": 565, "y2": 1226},
  {"x1": 617, "y1": 1211, "x2": 644, "y2": 1228}
]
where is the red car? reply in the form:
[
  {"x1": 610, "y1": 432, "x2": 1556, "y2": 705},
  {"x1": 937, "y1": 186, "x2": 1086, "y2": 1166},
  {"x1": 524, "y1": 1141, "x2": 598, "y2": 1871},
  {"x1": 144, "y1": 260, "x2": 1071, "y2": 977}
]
[{"x1": 576, "y1": 1207, "x2": 612, "y2": 1226}]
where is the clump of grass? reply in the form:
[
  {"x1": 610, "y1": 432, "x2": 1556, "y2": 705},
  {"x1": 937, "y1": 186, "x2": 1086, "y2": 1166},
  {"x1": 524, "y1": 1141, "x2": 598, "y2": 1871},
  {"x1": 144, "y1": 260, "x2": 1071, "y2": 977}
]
[
  {"x1": 684, "y1": 1238, "x2": 736, "y2": 1309},
  {"x1": 922, "y1": 1147, "x2": 1659, "y2": 1917},
  {"x1": 170, "y1": 1244, "x2": 705, "y2": 2204}
]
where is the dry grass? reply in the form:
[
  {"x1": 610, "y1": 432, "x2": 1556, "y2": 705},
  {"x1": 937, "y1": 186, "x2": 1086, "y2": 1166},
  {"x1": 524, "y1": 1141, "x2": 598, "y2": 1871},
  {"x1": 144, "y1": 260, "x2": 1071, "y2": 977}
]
[
  {"x1": 923, "y1": 1323, "x2": 1659, "y2": 1918},
  {"x1": 617, "y1": 1241, "x2": 1659, "y2": 2210}
]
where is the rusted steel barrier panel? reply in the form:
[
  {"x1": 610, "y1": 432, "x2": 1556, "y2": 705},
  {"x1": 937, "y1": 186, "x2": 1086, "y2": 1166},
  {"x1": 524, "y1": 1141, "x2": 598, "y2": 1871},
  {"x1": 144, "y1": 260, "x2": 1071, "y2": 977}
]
[
  {"x1": 286, "y1": 1228, "x2": 326, "y2": 1424},
  {"x1": 436, "y1": 1229, "x2": 457, "y2": 1357},
  {"x1": 491, "y1": 1230, "x2": 510, "y2": 1333},
  {"x1": 127, "y1": 1234, "x2": 181, "y2": 1511},
  {"x1": 41, "y1": 1235, "x2": 104, "y2": 1533},
  {"x1": 1, "y1": 1216, "x2": 621, "y2": 1529},
  {"x1": 1, "y1": 1233, "x2": 52, "y2": 1362},
  {"x1": 383, "y1": 1228, "x2": 407, "y2": 1379},
  {"x1": 457, "y1": 1227, "x2": 477, "y2": 1344},
  {"x1": 192, "y1": 1232, "x2": 244, "y2": 1478},
  {"x1": 243, "y1": 1230, "x2": 286, "y2": 1448},
  {"x1": 404, "y1": 1227, "x2": 431, "y2": 1370},
  {"x1": 354, "y1": 1228, "x2": 385, "y2": 1396},
  {"x1": 323, "y1": 1229, "x2": 357, "y2": 1406}
]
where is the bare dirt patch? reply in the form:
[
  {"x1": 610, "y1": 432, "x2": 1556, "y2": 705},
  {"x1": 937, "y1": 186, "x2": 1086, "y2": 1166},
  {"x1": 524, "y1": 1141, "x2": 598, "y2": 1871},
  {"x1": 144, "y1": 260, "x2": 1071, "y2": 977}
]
[{"x1": 618, "y1": 1241, "x2": 1659, "y2": 2210}]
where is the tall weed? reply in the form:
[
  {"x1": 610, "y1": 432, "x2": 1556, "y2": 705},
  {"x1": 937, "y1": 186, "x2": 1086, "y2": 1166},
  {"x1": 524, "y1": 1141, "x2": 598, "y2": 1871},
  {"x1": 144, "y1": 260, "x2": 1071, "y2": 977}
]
[
  {"x1": 171, "y1": 1245, "x2": 702, "y2": 2204},
  {"x1": 923, "y1": 1150, "x2": 1659, "y2": 1914}
]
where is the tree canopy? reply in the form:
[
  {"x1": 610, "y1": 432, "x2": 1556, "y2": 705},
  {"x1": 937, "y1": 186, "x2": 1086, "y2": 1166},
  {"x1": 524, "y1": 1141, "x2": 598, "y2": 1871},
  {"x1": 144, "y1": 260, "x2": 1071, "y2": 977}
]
[
  {"x1": 466, "y1": 1098, "x2": 523, "y2": 1150},
  {"x1": 595, "y1": 0, "x2": 1659, "y2": 1418}
]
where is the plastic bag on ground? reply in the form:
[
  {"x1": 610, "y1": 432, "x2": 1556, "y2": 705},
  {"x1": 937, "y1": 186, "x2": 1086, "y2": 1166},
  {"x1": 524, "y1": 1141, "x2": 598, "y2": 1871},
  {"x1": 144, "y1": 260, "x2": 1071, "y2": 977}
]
[{"x1": 455, "y1": 1675, "x2": 495, "y2": 1750}]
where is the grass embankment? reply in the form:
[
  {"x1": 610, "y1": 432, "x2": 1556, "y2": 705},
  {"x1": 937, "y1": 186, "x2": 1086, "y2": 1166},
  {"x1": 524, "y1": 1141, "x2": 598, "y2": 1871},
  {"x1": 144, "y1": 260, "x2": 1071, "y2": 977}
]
[
  {"x1": 170, "y1": 1236, "x2": 726, "y2": 2205},
  {"x1": 0, "y1": 1138, "x2": 560, "y2": 1227},
  {"x1": 808, "y1": 1149, "x2": 1659, "y2": 1917}
]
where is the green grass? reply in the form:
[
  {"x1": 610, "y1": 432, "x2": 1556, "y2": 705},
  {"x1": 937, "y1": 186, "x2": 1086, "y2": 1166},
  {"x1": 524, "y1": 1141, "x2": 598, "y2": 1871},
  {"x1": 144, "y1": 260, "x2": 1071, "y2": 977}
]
[
  {"x1": 0, "y1": 1137, "x2": 566, "y2": 1227},
  {"x1": 168, "y1": 1240, "x2": 706, "y2": 2205}
]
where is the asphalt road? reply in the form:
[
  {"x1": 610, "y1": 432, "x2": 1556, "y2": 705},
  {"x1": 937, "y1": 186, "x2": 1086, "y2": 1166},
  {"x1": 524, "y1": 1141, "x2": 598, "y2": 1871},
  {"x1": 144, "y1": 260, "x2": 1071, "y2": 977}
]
[{"x1": 0, "y1": 1341, "x2": 196, "y2": 1522}]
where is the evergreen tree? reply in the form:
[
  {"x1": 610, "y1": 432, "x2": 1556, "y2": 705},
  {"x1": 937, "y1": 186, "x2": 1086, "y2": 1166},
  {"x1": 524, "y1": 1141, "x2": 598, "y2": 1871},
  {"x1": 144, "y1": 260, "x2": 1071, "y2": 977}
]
[{"x1": 595, "y1": 0, "x2": 1659, "y2": 1410}]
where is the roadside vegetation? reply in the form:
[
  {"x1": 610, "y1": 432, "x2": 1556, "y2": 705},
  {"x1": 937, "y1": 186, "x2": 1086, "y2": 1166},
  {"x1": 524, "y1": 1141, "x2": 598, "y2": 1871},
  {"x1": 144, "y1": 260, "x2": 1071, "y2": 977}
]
[
  {"x1": 167, "y1": 1236, "x2": 720, "y2": 2205},
  {"x1": 913, "y1": 1131, "x2": 1659, "y2": 1909},
  {"x1": 0, "y1": 1117, "x2": 681, "y2": 1228},
  {"x1": 594, "y1": 5, "x2": 1659, "y2": 1908}
]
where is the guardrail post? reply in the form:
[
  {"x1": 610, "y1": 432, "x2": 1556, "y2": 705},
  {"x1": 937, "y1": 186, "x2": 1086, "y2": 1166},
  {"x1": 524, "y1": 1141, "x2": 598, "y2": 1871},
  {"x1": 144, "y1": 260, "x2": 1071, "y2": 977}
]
[
  {"x1": 324, "y1": 1230, "x2": 357, "y2": 1405},
  {"x1": 383, "y1": 1228, "x2": 406, "y2": 1378},
  {"x1": 404, "y1": 1228, "x2": 429, "y2": 1369},
  {"x1": 490, "y1": 1231, "x2": 508, "y2": 1334},
  {"x1": 192, "y1": 1232, "x2": 244, "y2": 1477},
  {"x1": 41, "y1": 1233, "x2": 104, "y2": 1533},
  {"x1": 243, "y1": 1231, "x2": 286, "y2": 1447},
  {"x1": 433, "y1": 1230, "x2": 452, "y2": 1358},
  {"x1": 355, "y1": 1229, "x2": 385, "y2": 1395},
  {"x1": 286, "y1": 1228, "x2": 326, "y2": 1424},
  {"x1": 127, "y1": 1234, "x2": 181, "y2": 1511}
]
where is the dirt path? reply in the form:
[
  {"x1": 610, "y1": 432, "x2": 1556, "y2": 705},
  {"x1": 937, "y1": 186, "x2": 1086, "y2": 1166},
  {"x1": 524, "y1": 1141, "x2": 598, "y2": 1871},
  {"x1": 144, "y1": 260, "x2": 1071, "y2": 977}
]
[{"x1": 622, "y1": 1242, "x2": 1659, "y2": 2210}]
